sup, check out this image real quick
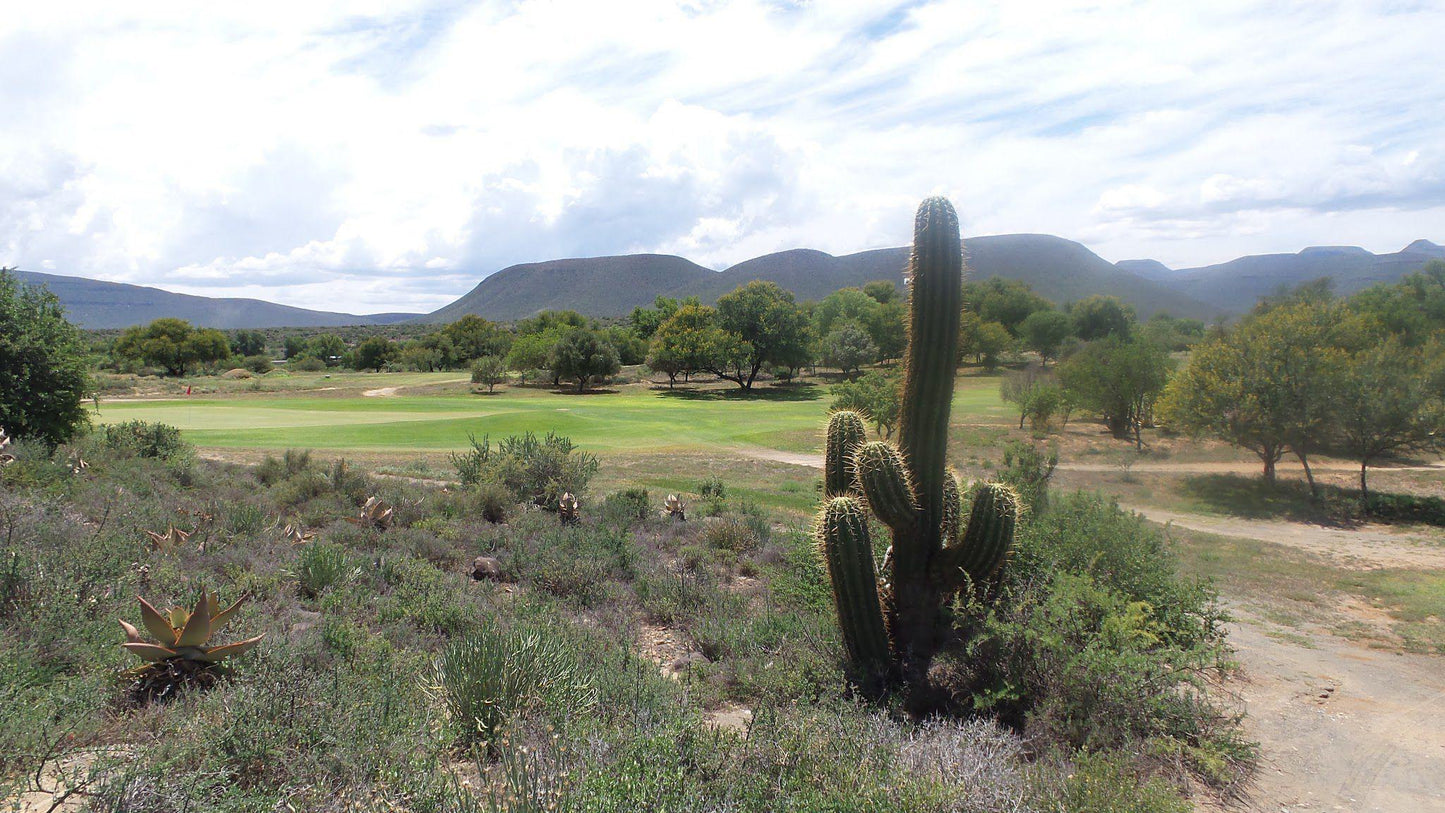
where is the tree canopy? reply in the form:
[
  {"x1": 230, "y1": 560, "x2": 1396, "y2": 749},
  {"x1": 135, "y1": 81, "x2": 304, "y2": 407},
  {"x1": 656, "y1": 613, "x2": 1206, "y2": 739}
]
[
  {"x1": 113, "y1": 318, "x2": 232, "y2": 376},
  {"x1": 0, "y1": 269, "x2": 91, "y2": 446}
]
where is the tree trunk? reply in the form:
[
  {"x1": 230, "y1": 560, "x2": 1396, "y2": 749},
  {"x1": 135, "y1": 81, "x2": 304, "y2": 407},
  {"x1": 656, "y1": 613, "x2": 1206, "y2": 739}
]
[
  {"x1": 1360, "y1": 461, "x2": 1370, "y2": 506},
  {"x1": 1296, "y1": 451, "x2": 1318, "y2": 497},
  {"x1": 1263, "y1": 455, "x2": 1276, "y2": 482}
]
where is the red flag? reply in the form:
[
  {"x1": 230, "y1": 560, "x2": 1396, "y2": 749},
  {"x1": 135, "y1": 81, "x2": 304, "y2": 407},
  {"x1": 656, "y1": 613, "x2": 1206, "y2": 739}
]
[{"x1": 186, "y1": 385, "x2": 192, "y2": 395}]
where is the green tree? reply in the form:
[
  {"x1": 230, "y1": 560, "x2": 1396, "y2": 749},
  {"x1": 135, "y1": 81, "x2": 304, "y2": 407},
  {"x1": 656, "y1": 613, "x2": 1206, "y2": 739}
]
[
  {"x1": 470, "y1": 355, "x2": 508, "y2": 394},
  {"x1": 230, "y1": 329, "x2": 266, "y2": 357},
  {"x1": 1140, "y1": 312, "x2": 1206, "y2": 351},
  {"x1": 505, "y1": 332, "x2": 557, "y2": 378},
  {"x1": 1348, "y1": 260, "x2": 1445, "y2": 346},
  {"x1": 603, "y1": 325, "x2": 648, "y2": 365},
  {"x1": 442, "y1": 315, "x2": 511, "y2": 362},
  {"x1": 821, "y1": 321, "x2": 877, "y2": 378},
  {"x1": 649, "y1": 304, "x2": 724, "y2": 387},
  {"x1": 960, "y1": 320, "x2": 1011, "y2": 369},
  {"x1": 1001, "y1": 365, "x2": 1064, "y2": 431},
  {"x1": 549, "y1": 329, "x2": 620, "y2": 392},
  {"x1": 305, "y1": 334, "x2": 348, "y2": 367},
  {"x1": 283, "y1": 335, "x2": 307, "y2": 360},
  {"x1": 353, "y1": 336, "x2": 399, "y2": 372},
  {"x1": 1332, "y1": 337, "x2": 1442, "y2": 501},
  {"x1": 629, "y1": 296, "x2": 686, "y2": 340},
  {"x1": 862, "y1": 280, "x2": 900, "y2": 305},
  {"x1": 964, "y1": 277, "x2": 1053, "y2": 335},
  {"x1": 1059, "y1": 336, "x2": 1171, "y2": 447},
  {"x1": 1068, "y1": 295, "x2": 1135, "y2": 341},
  {"x1": 829, "y1": 369, "x2": 901, "y2": 438},
  {"x1": 1157, "y1": 301, "x2": 1353, "y2": 486},
  {"x1": 713, "y1": 281, "x2": 813, "y2": 390},
  {"x1": 1018, "y1": 309, "x2": 1072, "y2": 364},
  {"x1": 113, "y1": 318, "x2": 232, "y2": 376},
  {"x1": 0, "y1": 269, "x2": 91, "y2": 445}
]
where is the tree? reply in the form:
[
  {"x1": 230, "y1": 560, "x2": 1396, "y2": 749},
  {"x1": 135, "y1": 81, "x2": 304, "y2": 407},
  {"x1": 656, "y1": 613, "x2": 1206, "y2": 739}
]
[
  {"x1": 1018, "y1": 310, "x2": 1072, "y2": 364},
  {"x1": 1140, "y1": 312, "x2": 1206, "y2": 352},
  {"x1": 713, "y1": 281, "x2": 813, "y2": 390},
  {"x1": 1001, "y1": 365, "x2": 1063, "y2": 430},
  {"x1": 304, "y1": 334, "x2": 348, "y2": 367},
  {"x1": 1349, "y1": 260, "x2": 1445, "y2": 346},
  {"x1": 821, "y1": 321, "x2": 877, "y2": 378},
  {"x1": 283, "y1": 335, "x2": 307, "y2": 360},
  {"x1": 862, "y1": 280, "x2": 900, "y2": 305},
  {"x1": 470, "y1": 355, "x2": 508, "y2": 394},
  {"x1": 549, "y1": 329, "x2": 620, "y2": 392},
  {"x1": 960, "y1": 320, "x2": 1011, "y2": 369},
  {"x1": 603, "y1": 325, "x2": 648, "y2": 365},
  {"x1": 965, "y1": 278, "x2": 1052, "y2": 335},
  {"x1": 113, "y1": 318, "x2": 232, "y2": 376},
  {"x1": 1059, "y1": 336, "x2": 1170, "y2": 448},
  {"x1": 353, "y1": 336, "x2": 399, "y2": 372},
  {"x1": 505, "y1": 333, "x2": 556, "y2": 377},
  {"x1": 629, "y1": 296, "x2": 684, "y2": 340},
  {"x1": 1068, "y1": 295, "x2": 1135, "y2": 341},
  {"x1": 1331, "y1": 337, "x2": 1442, "y2": 501},
  {"x1": 230, "y1": 329, "x2": 266, "y2": 357},
  {"x1": 442, "y1": 315, "x2": 511, "y2": 362},
  {"x1": 829, "y1": 369, "x2": 901, "y2": 438},
  {"x1": 1157, "y1": 301, "x2": 1353, "y2": 486},
  {"x1": 650, "y1": 304, "x2": 724, "y2": 386},
  {"x1": 0, "y1": 269, "x2": 91, "y2": 445}
]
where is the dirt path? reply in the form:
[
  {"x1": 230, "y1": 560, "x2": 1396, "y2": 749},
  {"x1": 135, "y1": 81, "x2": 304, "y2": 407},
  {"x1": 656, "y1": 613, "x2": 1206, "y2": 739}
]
[
  {"x1": 733, "y1": 446, "x2": 824, "y2": 468},
  {"x1": 1218, "y1": 614, "x2": 1445, "y2": 812},
  {"x1": 1061, "y1": 461, "x2": 1445, "y2": 475},
  {"x1": 361, "y1": 386, "x2": 400, "y2": 397},
  {"x1": 1124, "y1": 505, "x2": 1445, "y2": 571}
]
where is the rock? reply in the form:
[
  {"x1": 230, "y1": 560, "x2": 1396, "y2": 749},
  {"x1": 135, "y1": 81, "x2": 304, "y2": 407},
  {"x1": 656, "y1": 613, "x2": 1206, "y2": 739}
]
[
  {"x1": 471, "y1": 556, "x2": 502, "y2": 581},
  {"x1": 670, "y1": 651, "x2": 710, "y2": 672}
]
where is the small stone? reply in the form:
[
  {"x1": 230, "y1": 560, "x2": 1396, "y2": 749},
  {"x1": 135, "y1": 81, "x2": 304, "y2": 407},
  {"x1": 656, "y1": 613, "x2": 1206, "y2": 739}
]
[
  {"x1": 670, "y1": 651, "x2": 710, "y2": 672},
  {"x1": 471, "y1": 556, "x2": 502, "y2": 581}
]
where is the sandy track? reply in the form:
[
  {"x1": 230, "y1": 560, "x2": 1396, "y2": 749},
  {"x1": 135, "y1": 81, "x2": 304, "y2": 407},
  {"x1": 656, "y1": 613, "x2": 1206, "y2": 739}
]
[
  {"x1": 1126, "y1": 505, "x2": 1445, "y2": 571},
  {"x1": 1220, "y1": 617, "x2": 1445, "y2": 812}
]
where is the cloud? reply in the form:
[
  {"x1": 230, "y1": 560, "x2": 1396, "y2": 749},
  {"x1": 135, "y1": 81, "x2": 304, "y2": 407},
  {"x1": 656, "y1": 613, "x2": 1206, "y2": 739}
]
[{"x1": 2, "y1": 1, "x2": 1443, "y2": 312}]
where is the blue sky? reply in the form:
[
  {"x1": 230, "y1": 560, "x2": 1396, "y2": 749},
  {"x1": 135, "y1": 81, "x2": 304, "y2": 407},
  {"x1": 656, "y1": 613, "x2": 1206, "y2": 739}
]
[{"x1": 2, "y1": 1, "x2": 1442, "y2": 313}]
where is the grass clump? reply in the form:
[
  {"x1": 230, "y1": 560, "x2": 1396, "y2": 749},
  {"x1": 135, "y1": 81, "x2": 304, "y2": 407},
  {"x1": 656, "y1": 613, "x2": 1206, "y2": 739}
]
[{"x1": 451, "y1": 431, "x2": 599, "y2": 510}]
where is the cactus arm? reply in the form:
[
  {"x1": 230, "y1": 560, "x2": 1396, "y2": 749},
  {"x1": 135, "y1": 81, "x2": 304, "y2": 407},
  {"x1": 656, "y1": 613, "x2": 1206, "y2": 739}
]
[
  {"x1": 853, "y1": 442, "x2": 918, "y2": 533},
  {"x1": 896, "y1": 196, "x2": 964, "y2": 559},
  {"x1": 825, "y1": 411, "x2": 867, "y2": 496},
  {"x1": 816, "y1": 497, "x2": 890, "y2": 675},
  {"x1": 940, "y1": 470, "x2": 962, "y2": 545},
  {"x1": 931, "y1": 483, "x2": 1019, "y2": 590}
]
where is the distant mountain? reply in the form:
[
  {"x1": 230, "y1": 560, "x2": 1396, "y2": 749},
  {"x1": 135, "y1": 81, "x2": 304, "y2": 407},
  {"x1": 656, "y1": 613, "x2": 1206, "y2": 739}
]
[
  {"x1": 10, "y1": 269, "x2": 418, "y2": 329},
  {"x1": 427, "y1": 254, "x2": 715, "y2": 323},
  {"x1": 1116, "y1": 240, "x2": 1445, "y2": 314},
  {"x1": 425, "y1": 234, "x2": 1216, "y2": 323}
]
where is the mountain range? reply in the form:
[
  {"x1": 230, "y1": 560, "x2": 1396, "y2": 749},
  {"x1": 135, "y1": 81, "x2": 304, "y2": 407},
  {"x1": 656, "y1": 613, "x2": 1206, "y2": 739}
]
[
  {"x1": 8, "y1": 268, "x2": 415, "y2": 329},
  {"x1": 12, "y1": 236, "x2": 1442, "y2": 330},
  {"x1": 1116, "y1": 239, "x2": 1445, "y2": 314}
]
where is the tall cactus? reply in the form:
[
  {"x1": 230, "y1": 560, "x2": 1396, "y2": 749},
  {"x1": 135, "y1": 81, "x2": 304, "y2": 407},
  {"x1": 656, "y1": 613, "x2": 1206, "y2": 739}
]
[{"x1": 815, "y1": 197, "x2": 1020, "y2": 693}]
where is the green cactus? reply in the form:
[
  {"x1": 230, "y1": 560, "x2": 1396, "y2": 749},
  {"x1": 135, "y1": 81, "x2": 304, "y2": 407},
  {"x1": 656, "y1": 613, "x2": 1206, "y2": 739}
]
[{"x1": 814, "y1": 197, "x2": 1020, "y2": 692}]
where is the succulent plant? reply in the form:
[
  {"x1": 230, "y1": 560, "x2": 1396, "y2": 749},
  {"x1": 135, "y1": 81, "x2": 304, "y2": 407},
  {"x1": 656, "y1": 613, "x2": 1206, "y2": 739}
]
[
  {"x1": 145, "y1": 526, "x2": 193, "y2": 552},
  {"x1": 663, "y1": 493, "x2": 688, "y2": 522},
  {"x1": 347, "y1": 496, "x2": 394, "y2": 529},
  {"x1": 68, "y1": 454, "x2": 88, "y2": 475},
  {"x1": 0, "y1": 427, "x2": 12, "y2": 466},
  {"x1": 119, "y1": 589, "x2": 264, "y2": 699},
  {"x1": 558, "y1": 492, "x2": 580, "y2": 525},
  {"x1": 814, "y1": 198, "x2": 1020, "y2": 696},
  {"x1": 282, "y1": 523, "x2": 314, "y2": 544}
]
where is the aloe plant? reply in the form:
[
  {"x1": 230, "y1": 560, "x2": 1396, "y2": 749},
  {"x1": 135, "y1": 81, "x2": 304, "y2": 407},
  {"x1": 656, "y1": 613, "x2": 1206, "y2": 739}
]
[
  {"x1": 558, "y1": 492, "x2": 580, "y2": 525},
  {"x1": 663, "y1": 493, "x2": 687, "y2": 522},
  {"x1": 815, "y1": 197, "x2": 1020, "y2": 696},
  {"x1": 119, "y1": 589, "x2": 264, "y2": 699}
]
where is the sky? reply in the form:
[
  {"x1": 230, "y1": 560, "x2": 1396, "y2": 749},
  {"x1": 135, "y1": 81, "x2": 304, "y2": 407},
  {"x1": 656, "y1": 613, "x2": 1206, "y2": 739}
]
[{"x1": 2, "y1": 1, "x2": 1442, "y2": 315}]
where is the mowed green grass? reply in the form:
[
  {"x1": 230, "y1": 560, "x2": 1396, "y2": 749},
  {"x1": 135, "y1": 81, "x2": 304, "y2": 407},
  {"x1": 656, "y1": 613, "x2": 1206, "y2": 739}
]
[{"x1": 95, "y1": 375, "x2": 1015, "y2": 454}]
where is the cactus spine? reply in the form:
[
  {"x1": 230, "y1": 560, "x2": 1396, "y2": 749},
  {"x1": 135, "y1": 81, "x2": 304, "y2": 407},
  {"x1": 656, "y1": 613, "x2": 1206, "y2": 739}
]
[{"x1": 814, "y1": 197, "x2": 1019, "y2": 694}]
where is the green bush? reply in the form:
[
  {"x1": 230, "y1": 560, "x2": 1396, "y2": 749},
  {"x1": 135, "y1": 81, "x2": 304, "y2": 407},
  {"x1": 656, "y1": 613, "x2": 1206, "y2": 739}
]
[
  {"x1": 431, "y1": 626, "x2": 597, "y2": 748},
  {"x1": 601, "y1": 487, "x2": 651, "y2": 524},
  {"x1": 296, "y1": 541, "x2": 354, "y2": 598},
  {"x1": 100, "y1": 420, "x2": 190, "y2": 460},
  {"x1": 287, "y1": 356, "x2": 327, "y2": 372},
  {"x1": 450, "y1": 432, "x2": 599, "y2": 510},
  {"x1": 998, "y1": 440, "x2": 1058, "y2": 513},
  {"x1": 241, "y1": 354, "x2": 273, "y2": 374},
  {"x1": 1036, "y1": 751, "x2": 1190, "y2": 813}
]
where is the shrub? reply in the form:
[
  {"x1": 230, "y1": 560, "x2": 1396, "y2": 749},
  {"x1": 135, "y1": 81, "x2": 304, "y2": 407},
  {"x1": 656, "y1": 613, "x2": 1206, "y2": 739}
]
[
  {"x1": 1035, "y1": 751, "x2": 1190, "y2": 813},
  {"x1": 697, "y1": 476, "x2": 727, "y2": 516},
  {"x1": 829, "y1": 369, "x2": 901, "y2": 437},
  {"x1": 296, "y1": 541, "x2": 354, "y2": 598},
  {"x1": 242, "y1": 354, "x2": 273, "y2": 374},
  {"x1": 256, "y1": 448, "x2": 312, "y2": 486},
  {"x1": 100, "y1": 421, "x2": 190, "y2": 461},
  {"x1": 287, "y1": 356, "x2": 327, "y2": 372},
  {"x1": 450, "y1": 432, "x2": 599, "y2": 510},
  {"x1": 430, "y1": 626, "x2": 598, "y2": 749},
  {"x1": 473, "y1": 479, "x2": 514, "y2": 524},
  {"x1": 998, "y1": 440, "x2": 1058, "y2": 512},
  {"x1": 702, "y1": 516, "x2": 762, "y2": 553},
  {"x1": 602, "y1": 487, "x2": 651, "y2": 524}
]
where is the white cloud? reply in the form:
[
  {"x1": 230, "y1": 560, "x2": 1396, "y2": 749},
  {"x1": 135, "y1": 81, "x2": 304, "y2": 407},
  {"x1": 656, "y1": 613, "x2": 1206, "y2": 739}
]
[{"x1": 1, "y1": 0, "x2": 1443, "y2": 312}]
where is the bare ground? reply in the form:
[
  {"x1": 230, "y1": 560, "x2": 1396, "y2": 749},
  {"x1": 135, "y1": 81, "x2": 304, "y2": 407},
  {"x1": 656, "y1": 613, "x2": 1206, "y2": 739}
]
[
  {"x1": 1124, "y1": 505, "x2": 1445, "y2": 571},
  {"x1": 1218, "y1": 614, "x2": 1445, "y2": 812}
]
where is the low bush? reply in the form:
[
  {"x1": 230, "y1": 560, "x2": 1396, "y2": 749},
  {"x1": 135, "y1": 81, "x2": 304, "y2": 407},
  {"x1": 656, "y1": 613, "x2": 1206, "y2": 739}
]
[
  {"x1": 451, "y1": 432, "x2": 599, "y2": 510},
  {"x1": 99, "y1": 420, "x2": 189, "y2": 461},
  {"x1": 295, "y1": 541, "x2": 354, "y2": 598},
  {"x1": 601, "y1": 487, "x2": 651, "y2": 524}
]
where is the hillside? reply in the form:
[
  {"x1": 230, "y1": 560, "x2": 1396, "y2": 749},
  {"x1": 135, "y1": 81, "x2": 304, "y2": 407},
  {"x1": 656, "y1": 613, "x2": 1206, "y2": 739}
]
[
  {"x1": 1116, "y1": 240, "x2": 1445, "y2": 314},
  {"x1": 426, "y1": 254, "x2": 715, "y2": 323},
  {"x1": 426, "y1": 234, "x2": 1217, "y2": 322},
  {"x1": 11, "y1": 269, "x2": 416, "y2": 329}
]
